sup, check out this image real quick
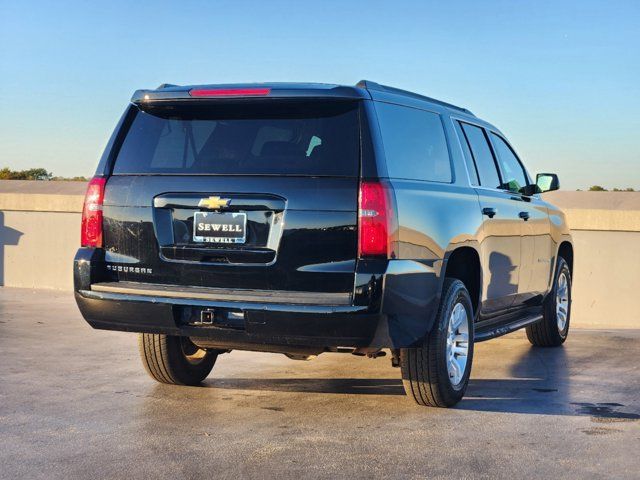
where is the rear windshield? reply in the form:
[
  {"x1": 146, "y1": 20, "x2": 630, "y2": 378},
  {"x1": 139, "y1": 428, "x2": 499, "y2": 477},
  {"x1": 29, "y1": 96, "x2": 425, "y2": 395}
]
[{"x1": 112, "y1": 101, "x2": 360, "y2": 176}]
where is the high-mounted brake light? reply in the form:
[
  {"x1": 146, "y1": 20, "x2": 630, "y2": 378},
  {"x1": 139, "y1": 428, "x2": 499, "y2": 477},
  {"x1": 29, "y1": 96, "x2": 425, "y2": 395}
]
[
  {"x1": 81, "y1": 176, "x2": 107, "y2": 248},
  {"x1": 358, "y1": 180, "x2": 398, "y2": 258},
  {"x1": 189, "y1": 88, "x2": 271, "y2": 97}
]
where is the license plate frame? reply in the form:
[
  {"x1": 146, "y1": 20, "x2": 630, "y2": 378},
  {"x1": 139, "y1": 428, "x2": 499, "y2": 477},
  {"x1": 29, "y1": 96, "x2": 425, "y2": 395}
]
[{"x1": 193, "y1": 212, "x2": 247, "y2": 244}]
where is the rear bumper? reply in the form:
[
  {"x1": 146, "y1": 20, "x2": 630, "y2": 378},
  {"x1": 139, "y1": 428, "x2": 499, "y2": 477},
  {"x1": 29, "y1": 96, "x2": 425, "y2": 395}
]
[
  {"x1": 74, "y1": 249, "x2": 442, "y2": 349},
  {"x1": 75, "y1": 289, "x2": 381, "y2": 351}
]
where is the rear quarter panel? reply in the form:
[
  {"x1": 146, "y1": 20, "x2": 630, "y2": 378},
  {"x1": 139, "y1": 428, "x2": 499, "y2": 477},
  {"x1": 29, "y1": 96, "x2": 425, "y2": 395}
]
[
  {"x1": 393, "y1": 181, "x2": 483, "y2": 265},
  {"x1": 364, "y1": 103, "x2": 484, "y2": 346},
  {"x1": 386, "y1": 109, "x2": 484, "y2": 273}
]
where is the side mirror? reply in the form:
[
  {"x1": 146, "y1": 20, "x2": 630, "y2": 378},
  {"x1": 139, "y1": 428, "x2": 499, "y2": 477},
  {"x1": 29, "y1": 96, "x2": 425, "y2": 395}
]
[{"x1": 536, "y1": 173, "x2": 560, "y2": 193}]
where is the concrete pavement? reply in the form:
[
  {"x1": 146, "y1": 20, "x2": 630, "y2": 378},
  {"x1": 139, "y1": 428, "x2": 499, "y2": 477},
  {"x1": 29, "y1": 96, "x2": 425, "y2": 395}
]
[{"x1": 0, "y1": 287, "x2": 639, "y2": 479}]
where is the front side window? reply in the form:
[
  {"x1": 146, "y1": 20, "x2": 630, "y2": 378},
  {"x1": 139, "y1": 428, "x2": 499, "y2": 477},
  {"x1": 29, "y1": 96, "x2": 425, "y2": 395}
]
[
  {"x1": 490, "y1": 133, "x2": 528, "y2": 194},
  {"x1": 460, "y1": 123, "x2": 501, "y2": 189},
  {"x1": 375, "y1": 102, "x2": 452, "y2": 183}
]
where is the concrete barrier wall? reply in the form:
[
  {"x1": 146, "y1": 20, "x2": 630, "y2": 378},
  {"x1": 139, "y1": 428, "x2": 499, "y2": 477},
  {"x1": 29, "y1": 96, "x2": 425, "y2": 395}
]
[
  {"x1": 0, "y1": 181, "x2": 85, "y2": 291},
  {"x1": 1, "y1": 180, "x2": 638, "y2": 328},
  {"x1": 541, "y1": 191, "x2": 640, "y2": 328}
]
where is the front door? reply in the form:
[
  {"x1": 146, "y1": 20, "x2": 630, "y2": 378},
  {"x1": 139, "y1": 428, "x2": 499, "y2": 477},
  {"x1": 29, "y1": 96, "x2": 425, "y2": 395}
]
[
  {"x1": 518, "y1": 195, "x2": 553, "y2": 302},
  {"x1": 487, "y1": 131, "x2": 553, "y2": 306}
]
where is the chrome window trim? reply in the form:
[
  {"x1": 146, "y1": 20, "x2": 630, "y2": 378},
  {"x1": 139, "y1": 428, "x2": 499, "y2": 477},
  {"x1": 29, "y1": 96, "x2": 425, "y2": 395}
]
[
  {"x1": 449, "y1": 115, "x2": 540, "y2": 200},
  {"x1": 452, "y1": 117, "x2": 503, "y2": 190}
]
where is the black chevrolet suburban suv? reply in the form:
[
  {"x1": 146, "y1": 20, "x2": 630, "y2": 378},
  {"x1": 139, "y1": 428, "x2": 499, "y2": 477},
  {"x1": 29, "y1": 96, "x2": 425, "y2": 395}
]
[{"x1": 74, "y1": 81, "x2": 573, "y2": 407}]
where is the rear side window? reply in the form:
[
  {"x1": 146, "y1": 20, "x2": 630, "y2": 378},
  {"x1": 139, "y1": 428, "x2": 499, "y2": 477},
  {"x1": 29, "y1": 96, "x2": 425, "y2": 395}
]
[
  {"x1": 460, "y1": 123, "x2": 501, "y2": 189},
  {"x1": 112, "y1": 101, "x2": 360, "y2": 176},
  {"x1": 375, "y1": 103, "x2": 451, "y2": 183},
  {"x1": 490, "y1": 133, "x2": 529, "y2": 193}
]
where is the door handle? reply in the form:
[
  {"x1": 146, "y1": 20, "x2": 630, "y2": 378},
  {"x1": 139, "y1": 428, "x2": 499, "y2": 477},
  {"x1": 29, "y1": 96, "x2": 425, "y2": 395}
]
[
  {"x1": 519, "y1": 211, "x2": 530, "y2": 221},
  {"x1": 482, "y1": 207, "x2": 497, "y2": 218}
]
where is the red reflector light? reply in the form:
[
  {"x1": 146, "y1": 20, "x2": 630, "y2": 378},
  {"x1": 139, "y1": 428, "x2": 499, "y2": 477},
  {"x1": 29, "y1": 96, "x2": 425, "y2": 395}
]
[
  {"x1": 189, "y1": 88, "x2": 271, "y2": 97},
  {"x1": 81, "y1": 176, "x2": 106, "y2": 248},
  {"x1": 358, "y1": 180, "x2": 397, "y2": 258}
]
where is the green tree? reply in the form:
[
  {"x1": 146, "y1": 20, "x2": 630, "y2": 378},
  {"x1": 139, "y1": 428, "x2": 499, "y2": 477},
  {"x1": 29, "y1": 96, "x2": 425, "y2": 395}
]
[
  {"x1": 23, "y1": 168, "x2": 52, "y2": 180},
  {"x1": 588, "y1": 185, "x2": 607, "y2": 191},
  {"x1": 0, "y1": 167, "x2": 52, "y2": 180}
]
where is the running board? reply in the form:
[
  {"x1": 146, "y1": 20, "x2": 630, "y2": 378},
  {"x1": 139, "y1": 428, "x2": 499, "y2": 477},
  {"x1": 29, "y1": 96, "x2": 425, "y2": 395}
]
[{"x1": 474, "y1": 314, "x2": 543, "y2": 342}]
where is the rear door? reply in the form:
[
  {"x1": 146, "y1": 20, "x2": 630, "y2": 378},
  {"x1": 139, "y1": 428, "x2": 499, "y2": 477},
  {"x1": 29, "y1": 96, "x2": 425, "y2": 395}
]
[
  {"x1": 455, "y1": 121, "x2": 523, "y2": 314},
  {"x1": 101, "y1": 100, "x2": 362, "y2": 299}
]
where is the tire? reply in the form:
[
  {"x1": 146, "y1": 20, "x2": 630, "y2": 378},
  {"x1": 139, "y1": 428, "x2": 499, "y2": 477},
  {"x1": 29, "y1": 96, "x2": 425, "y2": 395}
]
[
  {"x1": 138, "y1": 334, "x2": 218, "y2": 385},
  {"x1": 526, "y1": 257, "x2": 571, "y2": 347},
  {"x1": 400, "y1": 278, "x2": 474, "y2": 407}
]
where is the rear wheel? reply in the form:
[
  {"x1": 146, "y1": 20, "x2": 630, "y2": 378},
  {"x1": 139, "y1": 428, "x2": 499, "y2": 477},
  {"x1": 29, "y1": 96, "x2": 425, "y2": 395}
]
[
  {"x1": 400, "y1": 278, "x2": 474, "y2": 407},
  {"x1": 526, "y1": 256, "x2": 571, "y2": 347},
  {"x1": 138, "y1": 334, "x2": 218, "y2": 385}
]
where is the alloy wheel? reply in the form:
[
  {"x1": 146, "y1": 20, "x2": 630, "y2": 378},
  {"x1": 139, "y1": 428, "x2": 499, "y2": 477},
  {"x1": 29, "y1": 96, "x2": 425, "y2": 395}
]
[
  {"x1": 446, "y1": 302, "x2": 470, "y2": 386},
  {"x1": 556, "y1": 271, "x2": 569, "y2": 332}
]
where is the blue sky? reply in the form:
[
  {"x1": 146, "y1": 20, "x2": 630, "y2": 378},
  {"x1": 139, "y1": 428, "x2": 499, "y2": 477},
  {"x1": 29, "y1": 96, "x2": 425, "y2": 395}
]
[{"x1": 1, "y1": 0, "x2": 638, "y2": 189}]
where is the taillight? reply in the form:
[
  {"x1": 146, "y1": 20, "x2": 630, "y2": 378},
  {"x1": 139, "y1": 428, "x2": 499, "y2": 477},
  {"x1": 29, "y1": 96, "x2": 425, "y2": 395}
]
[
  {"x1": 358, "y1": 180, "x2": 398, "y2": 258},
  {"x1": 189, "y1": 88, "x2": 271, "y2": 97},
  {"x1": 81, "y1": 176, "x2": 107, "y2": 248}
]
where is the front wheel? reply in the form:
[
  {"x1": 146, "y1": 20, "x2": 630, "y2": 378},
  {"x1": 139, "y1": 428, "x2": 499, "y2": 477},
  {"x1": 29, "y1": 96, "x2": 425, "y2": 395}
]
[
  {"x1": 138, "y1": 334, "x2": 219, "y2": 385},
  {"x1": 400, "y1": 278, "x2": 474, "y2": 407},
  {"x1": 526, "y1": 256, "x2": 572, "y2": 347}
]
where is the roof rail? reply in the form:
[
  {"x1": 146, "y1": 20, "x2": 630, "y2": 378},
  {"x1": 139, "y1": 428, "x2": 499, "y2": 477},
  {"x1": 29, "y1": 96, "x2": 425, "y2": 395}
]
[
  {"x1": 356, "y1": 79, "x2": 474, "y2": 116},
  {"x1": 156, "y1": 83, "x2": 179, "y2": 89}
]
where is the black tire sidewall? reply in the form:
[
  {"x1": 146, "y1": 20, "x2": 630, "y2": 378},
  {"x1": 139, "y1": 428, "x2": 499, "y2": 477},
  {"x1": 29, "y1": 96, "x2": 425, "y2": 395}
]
[{"x1": 167, "y1": 335, "x2": 217, "y2": 385}]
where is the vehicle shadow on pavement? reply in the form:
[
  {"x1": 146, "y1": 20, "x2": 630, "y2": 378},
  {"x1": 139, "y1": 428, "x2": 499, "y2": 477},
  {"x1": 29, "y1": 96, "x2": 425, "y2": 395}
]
[
  {"x1": 208, "y1": 377, "x2": 405, "y2": 395},
  {"x1": 462, "y1": 346, "x2": 640, "y2": 419},
  {"x1": 204, "y1": 345, "x2": 640, "y2": 420},
  {"x1": 207, "y1": 375, "x2": 639, "y2": 419},
  {"x1": 460, "y1": 345, "x2": 573, "y2": 414}
]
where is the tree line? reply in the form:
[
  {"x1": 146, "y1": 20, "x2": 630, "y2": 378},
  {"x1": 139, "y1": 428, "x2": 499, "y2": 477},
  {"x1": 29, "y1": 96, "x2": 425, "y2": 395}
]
[
  {"x1": 586, "y1": 185, "x2": 636, "y2": 192},
  {"x1": 0, "y1": 168, "x2": 88, "y2": 181}
]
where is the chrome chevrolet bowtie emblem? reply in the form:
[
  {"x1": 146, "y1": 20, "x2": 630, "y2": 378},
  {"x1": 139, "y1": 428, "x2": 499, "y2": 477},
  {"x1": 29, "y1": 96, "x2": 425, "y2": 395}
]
[{"x1": 198, "y1": 196, "x2": 230, "y2": 209}]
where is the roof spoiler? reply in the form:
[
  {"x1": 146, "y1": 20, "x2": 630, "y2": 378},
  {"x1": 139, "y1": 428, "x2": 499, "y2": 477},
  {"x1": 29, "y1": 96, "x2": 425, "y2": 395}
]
[
  {"x1": 130, "y1": 80, "x2": 473, "y2": 115},
  {"x1": 131, "y1": 83, "x2": 368, "y2": 104}
]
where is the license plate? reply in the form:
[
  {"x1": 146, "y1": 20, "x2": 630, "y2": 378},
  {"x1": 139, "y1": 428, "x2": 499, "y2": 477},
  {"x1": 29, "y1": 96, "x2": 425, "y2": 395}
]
[{"x1": 193, "y1": 212, "x2": 247, "y2": 244}]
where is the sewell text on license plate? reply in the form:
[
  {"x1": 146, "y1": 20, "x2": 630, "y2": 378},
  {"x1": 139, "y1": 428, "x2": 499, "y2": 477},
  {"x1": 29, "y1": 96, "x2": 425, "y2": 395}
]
[{"x1": 193, "y1": 212, "x2": 247, "y2": 244}]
